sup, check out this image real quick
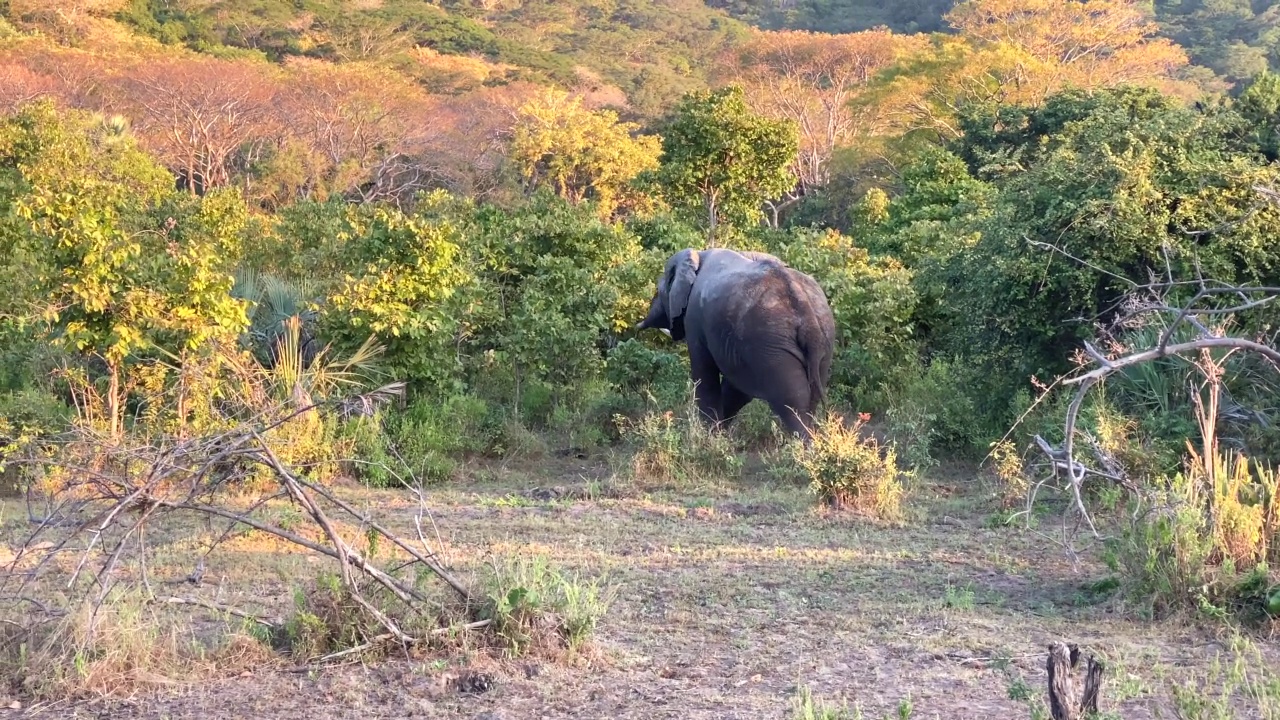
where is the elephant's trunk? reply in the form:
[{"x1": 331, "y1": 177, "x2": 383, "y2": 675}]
[{"x1": 635, "y1": 300, "x2": 665, "y2": 332}]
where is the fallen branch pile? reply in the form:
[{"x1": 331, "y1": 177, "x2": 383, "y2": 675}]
[{"x1": 0, "y1": 382, "x2": 486, "y2": 665}]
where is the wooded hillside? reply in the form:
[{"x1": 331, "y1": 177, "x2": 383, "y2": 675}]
[{"x1": 2, "y1": 5, "x2": 1280, "y2": 702}]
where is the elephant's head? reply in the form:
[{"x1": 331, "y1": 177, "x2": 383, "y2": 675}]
[{"x1": 636, "y1": 248, "x2": 700, "y2": 342}]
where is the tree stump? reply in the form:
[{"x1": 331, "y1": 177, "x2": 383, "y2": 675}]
[{"x1": 1047, "y1": 642, "x2": 1104, "y2": 720}]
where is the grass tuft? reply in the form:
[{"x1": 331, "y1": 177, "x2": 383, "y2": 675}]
[
  {"x1": 616, "y1": 408, "x2": 744, "y2": 490},
  {"x1": 478, "y1": 554, "x2": 613, "y2": 659}
]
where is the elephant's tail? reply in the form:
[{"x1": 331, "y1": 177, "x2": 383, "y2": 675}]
[{"x1": 798, "y1": 295, "x2": 836, "y2": 413}]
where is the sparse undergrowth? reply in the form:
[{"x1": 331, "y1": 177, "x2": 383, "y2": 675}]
[
  {"x1": 478, "y1": 554, "x2": 614, "y2": 659},
  {"x1": 279, "y1": 552, "x2": 613, "y2": 664},
  {"x1": 1108, "y1": 444, "x2": 1280, "y2": 628},
  {"x1": 791, "y1": 683, "x2": 917, "y2": 720},
  {"x1": 616, "y1": 408, "x2": 745, "y2": 490}
]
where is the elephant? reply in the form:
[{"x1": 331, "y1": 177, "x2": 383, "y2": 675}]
[{"x1": 635, "y1": 247, "x2": 837, "y2": 441}]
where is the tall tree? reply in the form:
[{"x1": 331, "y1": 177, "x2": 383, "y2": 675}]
[
  {"x1": 717, "y1": 28, "x2": 927, "y2": 207},
  {"x1": 944, "y1": 0, "x2": 1191, "y2": 98},
  {"x1": 0, "y1": 101, "x2": 249, "y2": 436},
  {"x1": 111, "y1": 56, "x2": 281, "y2": 196},
  {"x1": 649, "y1": 85, "x2": 799, "y2": 243},
  {"x1": 508, "y1": 88, "x2": 661, "y2": 219},
  {"x1": 270, "y1": 58, "x2": 442, "y2": 208}
]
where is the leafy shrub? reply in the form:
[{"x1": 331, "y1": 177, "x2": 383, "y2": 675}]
[
  {"x1": 986, "y1": 440, "x2": 1030, "y2": 511},
  {"x1": 319, "y1": 197, "x2": 472, "y2": 396},
  {"x1": 604, "y1": 338, "x2": 690, "y2": 416},
  {"x1": 1111, "y1": 447, "x2": 1280, "y2": 625},
  {"x1": 730, "y1": 401, "x2": 788, "y2": 450},
  {"x1": 790, "y1": 412, "x2": 907, "y2": 519},
  {"x1": 617, "y1": 409, "x2": 744, "y2": 489},
  {"x1": 479, "y1": 554, "x2": 613, "y2": 658},
  {"x1": 384, "y1": 394, "x2": 499, "y2": 483},
  {"x1": 882, "y1": 357, "x2": 982, "y2": 470},
  {"x1": 0, "y1": 388, "x2": 70, "y2": 494},
  {"x1": 335, "y1": 414, "x2": 396, "y2": 488},
  {"x1": 457, "y1": 192, "x2": 653, "y2": 411},
  {"x1": 910, "y1": 358, "x2": 979, "y2": 450},
  {"x1": 338, "y1": 393, "x2": 534, "y2": 487}
]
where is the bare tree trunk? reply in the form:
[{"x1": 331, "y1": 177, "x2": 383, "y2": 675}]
[
  {"x1": 107, "y1": 358, "x2": 121, "y2": 439},
  {"x1": 705, "y1": 191, "x2": 718, "y2": 248},
  {"x1": 1047, "y1": 642, "x2": 1103, "y2": 720}
]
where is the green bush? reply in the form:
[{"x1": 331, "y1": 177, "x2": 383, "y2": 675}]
[
  {"x1": 318, "y1": 195, "x2": 473, "y2": 396},
  {"x1": 604, "y1": 338, "x2": 690, "y2": 416},
  {"x1": 0, "y1": 388, "x2": 71, "y2": 495},
  {"x1": 386, "y1": 394, "x2": 498, "y2": 483},
  {"x1": 335, "y1": 414, "x2": 396, "y2": 488},
  {"x1": 884, "y1": 357, "x2": 981, "y2": 469},
  {"x1": 1109, "y1": 448, "x2": 1280, "y2": 626},
  {"x1": 867, "y1": 87, "x2": 1280, "y2": 436},
  {"x1": 479, "y1": 554, "x2": 614, "y2": 657}
]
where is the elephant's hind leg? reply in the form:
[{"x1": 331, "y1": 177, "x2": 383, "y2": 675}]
[
  {"x1": 768, "y1": 399, "x2": 815, "y2": 440},
  {"x1": 718, "y1": 381, "x2": 753, "y2": 429}
]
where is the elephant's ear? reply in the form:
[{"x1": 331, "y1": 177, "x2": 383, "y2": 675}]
[{"x1": 666, "y1": 248, "x2": 700, "y2": 326}]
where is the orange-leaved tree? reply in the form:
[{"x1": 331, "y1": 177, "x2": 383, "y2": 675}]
[
  {"x1": 717, "y1": 28, "x2": 927, "y2": 201},
  {"x1": 109, "y1": 55, "x2": 283, "y2": 196},
  {"x1": 272, "y1": 58, "x2": 443, "y2": 208}
]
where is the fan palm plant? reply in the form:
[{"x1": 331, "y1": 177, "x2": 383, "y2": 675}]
[{"x1": 232, "y1": 268, "x2": 323, "y2": 370}]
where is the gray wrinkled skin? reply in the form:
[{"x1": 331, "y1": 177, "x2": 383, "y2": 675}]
[{"x1": 636, "y1": 248, "x2": 837, "y2": 441}]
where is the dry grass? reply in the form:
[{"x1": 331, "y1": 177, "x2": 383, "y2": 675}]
[
  {"x1": 0, "y1": 452, "x2": 1276, "y2": 718},
  {"x1": 0, "y1": 588, "x2": 274, "y2": 701}
]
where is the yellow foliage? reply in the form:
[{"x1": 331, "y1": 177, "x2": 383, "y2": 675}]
[
  {"x1": 946, "y1": 0, "x2": 1189, "y2": 91},
  {"x1": 790, "y1": 412, "x2": 906, "y2": 520},
  {"x1": 508, "y1": 87, "x2": 662, "y2": 219},
  {"x1": 988, "y1": 439, "x2": 1028, "y2": 509},
  {"x1": 1183, "y1": 443, "x2": 1279, "y2": 568},
  {"x1": 404, "y1": 46, "x2": 508, "y2": 94},
  {"x1": 864, "y1": 0, "x2": 1193, "y2": 139}
]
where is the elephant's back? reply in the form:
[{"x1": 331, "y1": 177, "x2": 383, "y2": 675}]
[{"x1": 716, "y1": 262, "x2": 828, "y2": 336}]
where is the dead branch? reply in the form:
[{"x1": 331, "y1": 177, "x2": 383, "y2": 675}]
[
  {"x1": 285, "y1": 471, "x2": 471, "y2": 601},
  {"x1": 1023, "y1": 225, "x2": 1280, "y2": 539},
  {"x1": 0, "y1": 381, "x2": 486, "y2": 666},
  {"x1": 160, "y1": 596, "x2": 276, "y2": 628},
  {"x1": 284, "y1": 619, "x2": 493, "y2": 670},
  {"x1": 1046, "y1": 642, "x2": 1104, "y2": 720}
]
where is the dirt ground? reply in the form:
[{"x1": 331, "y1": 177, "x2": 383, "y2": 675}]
[{"x1": 2, "y1": 453, "x2": 1276, "y2": 720}]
